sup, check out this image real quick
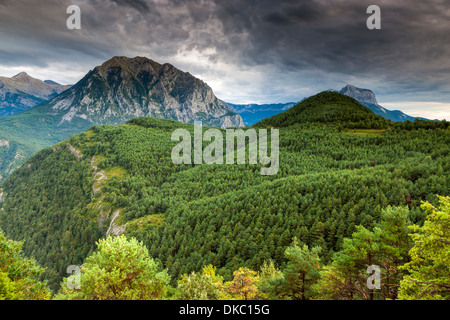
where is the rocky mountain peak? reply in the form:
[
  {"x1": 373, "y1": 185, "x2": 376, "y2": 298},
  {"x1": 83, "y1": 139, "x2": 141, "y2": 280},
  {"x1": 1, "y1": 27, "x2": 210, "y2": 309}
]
[
  {"x1": 97, "y1": 56, "x2": 163, "y2": 76},
  {"x1": 339, "y1": 85, "x2": 378, "y2": 105},
  {"x1": 337, "y1": 84, "x2": 420, "y2": 122},
  {"x1": 12, "y1": 72, "x2": 35, "y2": 82},
  {"x1": 50, "y1": 56, "x2": 244, "y2": 128}
]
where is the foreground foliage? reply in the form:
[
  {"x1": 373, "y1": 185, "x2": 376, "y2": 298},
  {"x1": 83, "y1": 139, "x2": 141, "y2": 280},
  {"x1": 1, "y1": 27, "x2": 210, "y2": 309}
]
[
  {"x1": 2, "y1": 199, "x2": 449, "y2": 300},
  {"x1": 399, "y1": 196, "x2": 450, "y2": 300},
  {"x1": 55, "y1": 235, "x2": 170, "y2": 300},
  {"x1": 0, "y1": 229, "x2": 50, "y2": 300}
]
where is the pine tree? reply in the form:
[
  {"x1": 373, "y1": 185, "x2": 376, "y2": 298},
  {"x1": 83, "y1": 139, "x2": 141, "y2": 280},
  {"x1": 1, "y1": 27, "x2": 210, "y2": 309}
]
[
  {"x1": 399, "y1": 196, "x2": 450, "y2": 300},
  {"x1": 280, "y1": 238, "x2": 321, "y2": 300},
  {"x1": 316, "y1": 206, "x2": 412, "y2": 300},
  {"x1": 225, "y1": 267, "x2": 260, "y2": 300},
  {"x1": 257, "y1": 260, "x2": 284, "y2": 300}
]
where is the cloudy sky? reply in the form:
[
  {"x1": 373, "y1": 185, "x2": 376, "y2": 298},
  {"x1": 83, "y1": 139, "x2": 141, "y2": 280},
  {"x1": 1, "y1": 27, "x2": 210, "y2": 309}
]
[{"x1": 0, "y1": 0, "x2": 449, "y2": 119}]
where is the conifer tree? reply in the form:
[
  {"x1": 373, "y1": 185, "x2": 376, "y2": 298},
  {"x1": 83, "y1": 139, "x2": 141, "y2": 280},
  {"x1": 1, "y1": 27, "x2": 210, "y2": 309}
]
[
  {"x1": 399, "y1": 196, "x2": 450, "y2": 300},
  {"x1": 225, "y1": 267, "x2": 260, "y2": 300},
  {"x1": 0, "y1": 229, "x2": 50, "y2": 300},
  {"x1": 315, "y1": 206, "x2": 412, "y2": 300},
  {"x1": 281, "y1": 238, "x2": 322, "y2": 300}
]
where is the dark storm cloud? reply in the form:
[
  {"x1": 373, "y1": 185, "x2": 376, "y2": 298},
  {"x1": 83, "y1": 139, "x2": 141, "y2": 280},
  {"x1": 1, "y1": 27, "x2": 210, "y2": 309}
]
[
  {"x1": 0, "y1": 0, "x2": 449, "y2": 107},
  {"x1": 212, "y1": 1, "x2": 449, "y2": 80},
  {"x1": 110, "y1": 0, "x2": 150, "y2": 12},
  {"x1": 211, "y1": 0, "x2": 450, "y2": 102}
]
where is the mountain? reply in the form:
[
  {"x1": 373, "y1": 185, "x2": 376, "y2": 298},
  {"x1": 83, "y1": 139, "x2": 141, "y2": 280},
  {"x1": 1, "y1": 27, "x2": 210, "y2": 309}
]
[
  {"x1": 337, "y1": 85, "x2": 422, "y2": 122},
  {"x1": 223, "y1": 102, "x2": 296, "y2": 126},
  {"x1": 50, "y1": 56, "x2": 244, "y2": 128},
  {"x1": 0, "y1": 56, "x2": 244, "y2": 181},
  {"x1": 0, "y1": 72, "x2": 70, "y2": 117},
  {"x1": 255, "y1": 91, "x2": 390, "y2": 128}
]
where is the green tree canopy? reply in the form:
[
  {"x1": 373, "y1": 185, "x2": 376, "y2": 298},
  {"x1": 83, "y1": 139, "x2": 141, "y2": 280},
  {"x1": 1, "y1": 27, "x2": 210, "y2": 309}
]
[
  {"x1": 175, "y1": 265, "x2": 223, "y2": 300},
  {"x1": 0, "y1": 229, "x2": 50, "y2": 300},
  {"x1": 55, "y1": 234, "x2": 170, "y2": 300},
  {"x1": 257, "y1": 260, "x2": 285, "y2": 300},
  {"x1": 280, "y1": 238, "x2": 322, "y2": 300},
  {"x1": 315, "y1": 206, "x2": 412, "y2": 300},
  {"x1": 399, "y1": 196, "x2": 450, "y2": 300}
]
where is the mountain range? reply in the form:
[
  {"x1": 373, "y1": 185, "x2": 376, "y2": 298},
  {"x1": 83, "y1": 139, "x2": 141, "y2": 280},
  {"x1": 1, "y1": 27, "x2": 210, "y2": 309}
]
[
  {"x1": 49, "y1": 56, "x2": 244, "y2": 128},
  {"x1": 0, "y1": 56, "x2": 440, "y2": 182},
  {"x1": 224, "y1": 85, "x2": 424, "y2": 126},
  {"x1": 0, "y1": 56, "x2": 244, "y2": 181},
  {"x1": 0, "y1": 72, "x2": 70, "y2": 117},
  {"x1": 255, "y1": 91, "x2": 390, "y2": 128}
]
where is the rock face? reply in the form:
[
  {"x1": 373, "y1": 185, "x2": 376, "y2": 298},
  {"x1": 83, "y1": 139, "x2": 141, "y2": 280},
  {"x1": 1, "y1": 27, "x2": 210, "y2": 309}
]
[
  {"x1": 0, "y1": 72, "x2": 70, "y2": 117},
  {"x1": 50, "y1": 56, "x2": 244, "y2": 128},
  {"x1": 339, "y1": 85, "x2": 378, "y2": 105},
  {"x1": 338, "y1": 84, "x2": 421, "y2": 122}
]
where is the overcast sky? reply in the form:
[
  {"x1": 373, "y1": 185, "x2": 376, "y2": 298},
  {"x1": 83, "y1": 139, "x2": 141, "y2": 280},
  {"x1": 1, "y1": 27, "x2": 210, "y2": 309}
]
[{"x1": 0, "y1": 0, "x2": 449, "y2": 119}]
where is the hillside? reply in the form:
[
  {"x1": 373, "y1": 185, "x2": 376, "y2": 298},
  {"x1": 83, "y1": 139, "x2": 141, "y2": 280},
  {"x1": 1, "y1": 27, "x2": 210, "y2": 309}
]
[
  {"x1": 229, "y1": 85, "x2": 430, "y2": 127},
  {"x1": 255, "y1": 91, "x2": 391, "y2": 128},
  {"x1": 0, "y1": 113, "x2": 448, "y2": 292},
  {"x1": 0, "y1": 56, "x2": 244, "y2": 181}
]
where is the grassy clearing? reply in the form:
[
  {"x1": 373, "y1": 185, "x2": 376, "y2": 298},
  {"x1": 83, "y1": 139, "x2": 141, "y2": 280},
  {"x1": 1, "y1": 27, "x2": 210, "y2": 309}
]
[
  {"x1": 104, "y1": 166, "x2": 127, "y2": 179},
  {"x1": 344, "y1": 129, "x2": 386, "y2": 136},
  {"x1": 85, "y1": 130, "x2": 95, "y2": 138},
  {"x1": 127, "y1": 214, "x2": 165, "y2": 230}
]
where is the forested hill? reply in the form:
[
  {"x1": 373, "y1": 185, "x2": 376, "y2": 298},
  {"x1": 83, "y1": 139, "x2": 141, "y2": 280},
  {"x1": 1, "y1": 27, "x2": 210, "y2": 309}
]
[
  {"x1": 255, "y1": 91, "x2": 391, "y2": 129},
  {"x1": 0, "y1": 101, "x2": 448, "y2": 293}
]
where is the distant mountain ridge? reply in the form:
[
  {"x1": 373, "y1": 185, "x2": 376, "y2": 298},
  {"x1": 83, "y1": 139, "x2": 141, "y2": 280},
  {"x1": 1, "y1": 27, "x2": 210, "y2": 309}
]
[
  {"x1": 223, "y1": 102, "x2": 296, "y2": 126},
  {"x1": 0, "y1": 72, "x2": 70, "y2": 117},
  {"x1": 43, "y1": 80, "x2": 63, "y2": 85},
  {"x1": 227, "y1": 84, "x2": 426, "y2": 126},
  {"x1": 336, "y1": 85, "x2": 424, "y2": 122}
]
